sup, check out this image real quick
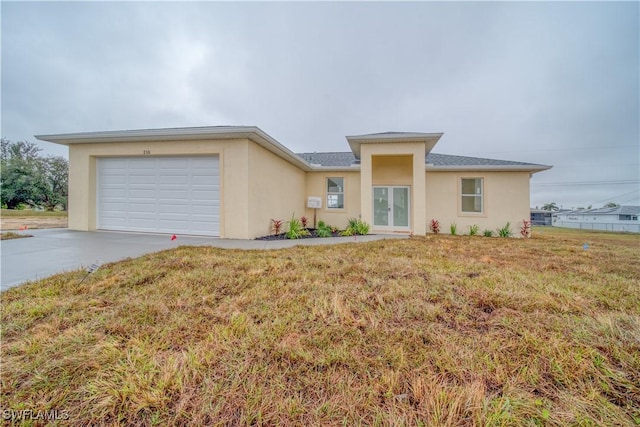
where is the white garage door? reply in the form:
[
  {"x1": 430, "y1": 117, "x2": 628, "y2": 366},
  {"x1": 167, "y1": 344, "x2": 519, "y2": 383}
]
[{"x1": 98, "y1": 156, "x2": 220, "y2": 236}]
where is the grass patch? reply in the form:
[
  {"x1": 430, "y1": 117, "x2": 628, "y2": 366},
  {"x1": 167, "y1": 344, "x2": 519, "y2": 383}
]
[
  {"x1": 1, "y1": 209, "x2": 68, "y2": 217},
  {"x1": 0, "y1": 232, "x2": 33, "y2": 240},
  {"x1": 2, "y1": 228, "x2": 639, "y2": 425}
]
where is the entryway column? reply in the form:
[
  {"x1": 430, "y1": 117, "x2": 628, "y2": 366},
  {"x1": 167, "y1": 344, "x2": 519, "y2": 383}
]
[
  {"x1": 360, "y1": 147, "x2": 373, "y2": 226},
  {"x1": 412, "y1": 150, "x2": 427, "y2": 235}
]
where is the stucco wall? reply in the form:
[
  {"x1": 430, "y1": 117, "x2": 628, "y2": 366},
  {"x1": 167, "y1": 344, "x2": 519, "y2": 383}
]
[
  {"x1": 372, "y1": 155, "x2": 413, "y2": 185},
  {"x1": 304, "y1": 171, "x2": 361, "y2": 229},
  {"x1": 247, "y1": 142, "x2": 306, "y2": 238},
  {"x1": 425, "y1": 171, "x2": 531, "y2": 235},
  {"x1": 67, "y1": 138, "x2": 253, "y2": 239}
]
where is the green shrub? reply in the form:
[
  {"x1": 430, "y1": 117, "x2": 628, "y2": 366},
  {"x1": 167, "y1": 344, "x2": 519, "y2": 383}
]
[
  {"x1": 316, "y1": 220, "x2": 333, "y2": 238},
  {"x1": 483, "y1": 229, "x2": 494, "y2": 237},
  {"x1": 497, "y1": 222, "x2": 512, "y2": 238},
  {"x1": 344, "y1": 217, "x2": 370, "y2": 236},
  {"x1": 450, "y1": 223, "x2": 457, "y2": 235},
  {"x1": 286, "y1": 214, "x2": 310, "y2": 239},
  {"x1": 469, "y1": 224, "x2": 479, "y2": 236},
  {"x1": 340, "y1": 228, "x2": 354, "y2": 237},
  {"x1": 356, "y1": 220, "x2": 370, "y2": 235}
]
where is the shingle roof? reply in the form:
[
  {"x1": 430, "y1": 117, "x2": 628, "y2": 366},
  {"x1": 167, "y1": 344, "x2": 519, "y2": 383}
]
[
  {"x1": 297, "y1": 152, "x2": 357, "y2": 166},
  {"x1": 426, "y1": 153, "x2": 542, "y2": 167},
  {"x1": 297, "y1": 151, "x2": 545, "y2": 168}
]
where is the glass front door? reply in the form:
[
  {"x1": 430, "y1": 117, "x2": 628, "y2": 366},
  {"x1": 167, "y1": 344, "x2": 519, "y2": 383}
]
[
  {"x1": 373, "y1": 187, "x2": 389, "y2": 227},
  {"x1": 373, "y1": 186, "x2": 410, "y2": 229}
]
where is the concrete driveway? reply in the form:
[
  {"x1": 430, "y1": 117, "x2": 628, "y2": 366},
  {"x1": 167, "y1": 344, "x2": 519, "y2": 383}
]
[{"x1": 1, "y1": 229, "x2": 405, "y2": 291}]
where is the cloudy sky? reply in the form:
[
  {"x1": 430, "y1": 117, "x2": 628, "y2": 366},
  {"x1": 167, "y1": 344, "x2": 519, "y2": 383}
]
[{"x1": 2, "y1": 1, "x2": 638, "y2": 209}]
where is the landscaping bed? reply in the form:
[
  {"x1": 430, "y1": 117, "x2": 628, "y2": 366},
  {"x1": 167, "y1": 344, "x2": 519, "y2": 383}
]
[{"x1": 255, "y1": 228, "x2": 343, "y2": 240}]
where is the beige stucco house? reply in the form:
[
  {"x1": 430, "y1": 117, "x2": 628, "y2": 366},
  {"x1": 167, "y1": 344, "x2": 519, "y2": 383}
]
[{"x1": 36, "y1": 126, "x2": 550, "y2": 239}]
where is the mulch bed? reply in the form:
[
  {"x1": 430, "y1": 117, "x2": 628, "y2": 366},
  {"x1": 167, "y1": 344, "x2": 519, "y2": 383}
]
[{"x1": 255, "y1": 229, "x2": 343, "y2": 241}]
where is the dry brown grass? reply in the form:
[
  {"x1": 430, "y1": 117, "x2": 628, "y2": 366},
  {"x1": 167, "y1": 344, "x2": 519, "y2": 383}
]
[
  {"x1": 1, "y1": 209, "x2": 68, "y2": 231},
  {"x1": 0, "y1": 232, "x2": 32, "y2": 240},
  {"x1": 1, "y1": 227, "x2": 639, "y2": 425}
]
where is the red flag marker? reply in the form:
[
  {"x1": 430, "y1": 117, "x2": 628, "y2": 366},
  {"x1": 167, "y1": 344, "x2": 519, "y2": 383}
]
[{"x1": 171, "y1": 234, "x2": 177, "y2": 241}]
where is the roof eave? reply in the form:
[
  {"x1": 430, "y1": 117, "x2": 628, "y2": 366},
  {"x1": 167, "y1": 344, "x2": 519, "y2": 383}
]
[
  {"x1": 346, "y1": 132, "x2": 444, "y2": 159},
  {"x1": 35, "y1": 126, "x2": 314, "y2": 171},
  {"x1": 307, "y1": 165, "x2": 361, "y2": 172},
  {"x1": 426, "y1": 165, "x2": 552, "y2": 172}
]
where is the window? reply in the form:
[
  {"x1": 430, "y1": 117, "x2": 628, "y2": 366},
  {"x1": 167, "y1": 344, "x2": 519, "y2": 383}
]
[
  {"x1": 619, "y1": 215, "x2": 638, "y2": 221},
  {"x1": 327, "y1": 177, "x2": 344, "y2": 209},
  {"x1": 461, "y1": 178, "x2": 483, "y2": 213}
]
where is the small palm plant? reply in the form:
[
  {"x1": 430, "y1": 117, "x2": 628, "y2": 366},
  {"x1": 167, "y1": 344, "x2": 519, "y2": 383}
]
[{"x1": 497, "y1": 222, "x2": 512, "y2": 238}]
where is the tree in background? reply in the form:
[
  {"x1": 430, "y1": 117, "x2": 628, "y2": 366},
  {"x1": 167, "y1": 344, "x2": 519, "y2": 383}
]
[
  {"x1": 542, "y1": 202, "x2": 559, "y2": 211},
  {"x1": 36, "y1": 155, "x2": 69, "y2": 210},
  {"x1": 604, "y1": 202, "x2": 620, "y2": 208},
  {"x1": 1, "y1": 139, "x2": 68, "y2": 210}
]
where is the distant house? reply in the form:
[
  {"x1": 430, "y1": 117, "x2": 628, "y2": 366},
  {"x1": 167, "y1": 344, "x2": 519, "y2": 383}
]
[
  {"x1": 530, "y1": 209, "x2": 553, "y2": 226},
  {"x1": 36, "y1": 126, "x2": 551, "y2": 239},
  {"x1": 554, "y1": 205, "x2": 640, "y2": 233}
]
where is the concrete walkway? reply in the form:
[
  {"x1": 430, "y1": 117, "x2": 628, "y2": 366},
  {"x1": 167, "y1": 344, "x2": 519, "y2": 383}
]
[{"x1": 1, "y1": 229, "x2": 406, "y2": 291}]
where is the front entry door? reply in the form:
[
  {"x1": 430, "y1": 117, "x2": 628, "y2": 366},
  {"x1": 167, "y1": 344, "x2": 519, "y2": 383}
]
[{"x1": 373, "y1": 186, "x2": 410, "y2": 230}]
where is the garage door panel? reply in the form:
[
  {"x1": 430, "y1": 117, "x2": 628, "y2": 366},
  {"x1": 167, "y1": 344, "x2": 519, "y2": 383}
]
[
  {"x1": 191, "y1": 205, "x2": 216, "y2": 214},
  {"x1": 101, "y1": 188, "x2": 127, "y2": 198},
  {"x1": 158, "y1": 191, "x2": 190, "y2": 201},
  {"x1": 129, "y1": 203, "x2": 157, "y2": 213},
  {"x1": 191, "y1": 157, "x2": 218, "y2": 167},
  {"x1": 101, "y1": 175, "x2": 128, "y2": 184},
  {"x1": 157, "y1": 204, "x2": 191, "y2": 214},
  {"x1": 98, "y1": 156, "x2": 219, "y2": 236},
  {"x1": 158, "y1": 175, "x2": 189, "y2": 184},
  {"x1": 158, "y1": 158, "x2": 189, "y2": 167},
  {"x1": 192, "y1": 215, "x2": 219, "y2": 223},
  {"x1": 101, "y1": 160, "x2": 127, "y2": 169},
  {"x1": 129, "y1": 175, "x2": 158, "y2": 184},
  {"x1": 102, "y1": 202, "x2": 127, "y2": 211},
  {"x1": 129, "y1": 189, "x2": 157, "y2": 199},
  {"x1": 191, "y1": 176, "x2": 217, "y2": 185},
  {"x1": 129, "y1": 158, "x2": 156, "y2": 167}
]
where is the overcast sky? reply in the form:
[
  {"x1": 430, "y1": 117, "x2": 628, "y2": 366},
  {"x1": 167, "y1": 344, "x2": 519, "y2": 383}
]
[{"x1": 2, "y1": 1, "x2": 638, "y2": 209}]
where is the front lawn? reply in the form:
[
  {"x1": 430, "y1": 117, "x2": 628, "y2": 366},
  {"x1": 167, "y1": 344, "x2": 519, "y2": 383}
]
[{"x1": 1, "y1": 228, "x2": 639, "y2": 425}]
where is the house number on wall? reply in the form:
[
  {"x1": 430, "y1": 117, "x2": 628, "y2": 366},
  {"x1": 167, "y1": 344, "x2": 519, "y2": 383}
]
[{"x1": 143, "y1": 150, "x2": 151, "y2": 155}]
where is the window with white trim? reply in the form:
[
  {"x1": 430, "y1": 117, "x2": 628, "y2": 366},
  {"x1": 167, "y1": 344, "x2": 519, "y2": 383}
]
[
  {"x1": 327, "y1": 177, "x2": 344, "y2": 209},
  {"x1": 461, "y1": 178, "x2": 483, "y2": 213}
]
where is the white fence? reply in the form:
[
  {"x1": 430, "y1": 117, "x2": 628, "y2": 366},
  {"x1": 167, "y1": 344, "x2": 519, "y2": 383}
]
[{"x1": 554, "y1": 221, "x2": 640, "y2": 233}]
